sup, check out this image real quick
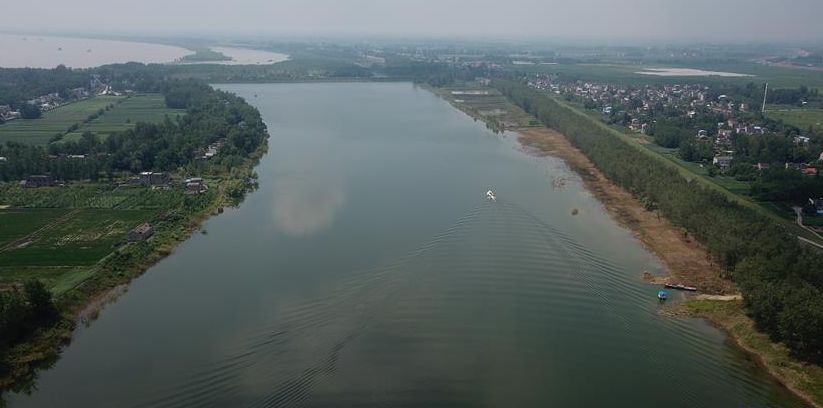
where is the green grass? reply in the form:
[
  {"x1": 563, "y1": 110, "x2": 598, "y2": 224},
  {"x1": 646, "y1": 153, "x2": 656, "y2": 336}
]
[
  {"x1": 62, "y1": 94, "x2": 184, "y2": 142},
  {"x1": 513, "y1": 61, "x2": 823, "y2": 91},
  {"x1": 0, "y1": 266, "x2": 87, "y2": 294},
  {"x1": 766, "y1": 108, "x2": 823, "y2": 132},
  {"x1": 0, "y1": 208, "x2": 154, "y2": 267},
  {"x1": 0, "y1": 96, "x2": 124, "y2": 145}
]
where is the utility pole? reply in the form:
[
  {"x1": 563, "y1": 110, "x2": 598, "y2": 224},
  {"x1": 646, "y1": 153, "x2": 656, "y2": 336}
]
[{"x1": 761, "y1": 82, "x2": 768, "y2": 113}]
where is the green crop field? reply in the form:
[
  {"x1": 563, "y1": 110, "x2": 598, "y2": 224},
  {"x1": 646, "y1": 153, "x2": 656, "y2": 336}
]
[
  {"x1": 767, "y1": 108, "x2": 823, "y2": 131},
  {"x1": 0, "y1": 208, "x2": 154, "y2": 268},
  {"x1": 0, "y1": 208, "x2": 70, "y2": 247},
  {"x1": 62, "y1": 94, "x2": 184, "y2": 142},
  {"x1": 0, "y1": 183, "x2": 198, "y2": 292},
  {"x1": 512, "y1": 61, "x2": 823, "y2": 91},
  {"x1": 0, "y1": 96, "x2": 124, "y2": 145},
  {"x1": 0, "y1": 94, "x2": 183, "y2": 145}
]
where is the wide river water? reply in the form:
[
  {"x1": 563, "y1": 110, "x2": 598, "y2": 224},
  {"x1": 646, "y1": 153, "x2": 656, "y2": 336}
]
[
  {"x1": 9, "y1": 83, "x2": 804, "y2": 407},
  {"x1": 0, "y1": 34, "x2": 191, "y2": 68}
]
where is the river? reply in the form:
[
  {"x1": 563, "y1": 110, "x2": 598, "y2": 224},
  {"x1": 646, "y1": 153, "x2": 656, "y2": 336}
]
[{"x1": 8, "y1": 82, "x2": 804, "y2": 407}]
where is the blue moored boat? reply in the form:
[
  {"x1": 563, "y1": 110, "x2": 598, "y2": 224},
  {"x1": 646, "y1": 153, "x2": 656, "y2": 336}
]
[{"x1": 657, "y1": 290, "x2": 668, "y2": 301}]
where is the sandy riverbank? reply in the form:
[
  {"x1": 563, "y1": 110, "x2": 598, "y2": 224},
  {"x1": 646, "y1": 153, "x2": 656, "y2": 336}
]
[
  {"x1": 516, "y1": 126, "x2": 736, "y2": 294},
  {"x1": 514, "y1": 125, "x2": 823, "y2": 408}
]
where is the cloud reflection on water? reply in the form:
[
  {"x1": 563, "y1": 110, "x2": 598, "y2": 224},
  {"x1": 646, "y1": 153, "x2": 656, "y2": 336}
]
[{"x1": 271, "y1": 160, "x2": 346, "y2": 237}]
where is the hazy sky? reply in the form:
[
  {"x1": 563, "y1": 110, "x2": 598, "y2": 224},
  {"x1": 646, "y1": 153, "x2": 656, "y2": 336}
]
[{"x1": 3, "y1": 0, "x2": 822, "y2": 43}]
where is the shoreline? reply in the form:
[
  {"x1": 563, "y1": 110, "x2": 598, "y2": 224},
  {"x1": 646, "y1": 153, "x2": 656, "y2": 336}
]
[
  {"x1": 514, "y1": 125, "x2": 823, "y2": 408},
  {"x1": 0, "y1": 141, "x2": 268, "y2": 398},
  {"x1": 426, "y1": 84, "x2": 822, "y2": 407}
]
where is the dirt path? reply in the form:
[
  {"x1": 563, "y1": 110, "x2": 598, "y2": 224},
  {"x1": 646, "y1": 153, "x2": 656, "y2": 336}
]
[
  {"x1": 516, "y1": 127, "x2": 738, "y2": 295},
  {"x1": 793, "y1": 207, "x2": 823, "y2": 249}
]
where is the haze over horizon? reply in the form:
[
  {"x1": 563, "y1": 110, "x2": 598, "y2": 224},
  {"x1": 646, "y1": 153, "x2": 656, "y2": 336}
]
[{"x1": 2, "y1": 0, "x2": 822, "y2": 44}]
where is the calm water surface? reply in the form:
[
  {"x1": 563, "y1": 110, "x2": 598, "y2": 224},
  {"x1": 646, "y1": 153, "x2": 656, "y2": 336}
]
[
  {"x1": 208, "y1": 47, "x2": 289, "y2": 65},
  {"x1": 0, "y1": 34, "x2": 191, "y2": 68},
  {"x1": 9, "y1": 83, "x2": 804, "y2": 407}
]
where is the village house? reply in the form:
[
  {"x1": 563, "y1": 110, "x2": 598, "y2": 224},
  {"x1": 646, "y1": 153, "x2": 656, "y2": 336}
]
[
  {"x1": 138, "y1": 171, "x2": 170, "y2": 187},
  {"x1": 802, "y1": 167, "x2": 818, "y2": 176},
  {"x1": 0, "y1": 105, "x2": 21, "y2": 121},
  {"x1": 69, "y1": 87, "x2": 89, "y2": 99},
  {"x1": 794, "y1": 136, "x2": 810, "y2": 145},
  {"x1": 0, "y1": 156, "x2": 7, "y2": 162},
  {"x1": 713, "y1": 155, "x2": 733, "y2": 172},
  {"x1": 20, "y1": 175, "x2": 54, "y2": 188},
  {"x1": 184, "y1": 177, "x2": 208, "y2": 194},
  {"x1": 128, "y1": 223, "x2": 154, "y2": 242},
  {"x1": 756, "y1": 162, "x2": 770, "y2": 171}
]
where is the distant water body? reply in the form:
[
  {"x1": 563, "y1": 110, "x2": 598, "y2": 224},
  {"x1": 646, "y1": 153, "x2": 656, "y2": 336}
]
[
  {"x1": 0, "y1": 34, "x2": 191, "y2": 68},
  {"x1": 207, "y1": 46, "x2": 289, "y2": 65}
]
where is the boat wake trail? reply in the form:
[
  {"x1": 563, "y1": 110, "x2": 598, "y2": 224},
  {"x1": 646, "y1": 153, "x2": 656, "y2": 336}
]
[{"x1": 129, "y1": 200, "x2": 649, "y2": 408}]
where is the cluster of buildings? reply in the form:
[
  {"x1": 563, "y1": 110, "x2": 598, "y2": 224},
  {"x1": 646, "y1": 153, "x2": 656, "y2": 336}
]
[
  {"x1": 528, "y1": 75, "x2": 716, "y2": 130},
  {"x1": 198, "y1": 139, "x2": 225, "y2": 160},
  {"x1": 27, "y1": 92, "x2": 63, "y2": 111},
  {"x1": 125, "y1": 171, "x2": 209, "y2": 194},
  {"x1": 1, "y1": 88, "x2": 92, "y2": 123},
  {"x1": 526, "y1": 74, "x2": 822, "y2": 174}
]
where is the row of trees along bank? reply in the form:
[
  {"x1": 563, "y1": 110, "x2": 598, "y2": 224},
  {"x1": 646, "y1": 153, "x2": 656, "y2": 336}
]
[{"x1": 494, "y1": 80, "x2": 823, "y2": 363}]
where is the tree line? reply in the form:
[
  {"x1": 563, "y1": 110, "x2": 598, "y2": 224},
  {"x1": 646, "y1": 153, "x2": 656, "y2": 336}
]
[
  {"x1": 0, "y1": 281, "x2": 59, "y2": 380},
  {"x1": 0, "y1": 79, "x2": 268, "y2": 182},
  {"x1": 495, "y1": 80, "x2": 823, "y2": 363}
]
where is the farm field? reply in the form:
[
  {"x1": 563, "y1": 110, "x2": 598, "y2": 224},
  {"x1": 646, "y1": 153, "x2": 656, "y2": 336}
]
[
  {"x1": 0, "y1": 94, "x2": 183, "y2": 145},
  {"x1": 0, "y1": 208, "x2": 70, "y2": 247},
  {"x1": 0, "y1": 183, "x2": 204, "y2": 293},
  {"x1": 434, "y1": 83, "x2": 535, "y2": 129},
  {"x1": 0, "y1": 183, "x2": 190, "y2": 209},
  {"x1": 0, "y1": 208, "x2": 154, "y2": 268},
  {"x1": 0, "y1": 96, "x2": 124, "y2": 145},
  {"x1": 511, "y1": 61, "x2": 823, "y2": 90},
  {"x1": 62, "y1": 94, "x2": 184, "y2": 142},
  {"x1": 767, "y1": 108, "x2": 823, "y2": 131}
]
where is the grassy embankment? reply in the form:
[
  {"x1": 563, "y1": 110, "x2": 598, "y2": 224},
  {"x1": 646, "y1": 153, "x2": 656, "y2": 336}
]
[
  {"x1": 0, "y1": 94, "x2": 183, "y2": 146},
  {"x1": 686, "y1": 300, "x2": 823, "y2": 407}
]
